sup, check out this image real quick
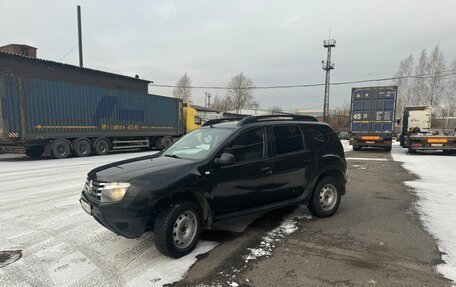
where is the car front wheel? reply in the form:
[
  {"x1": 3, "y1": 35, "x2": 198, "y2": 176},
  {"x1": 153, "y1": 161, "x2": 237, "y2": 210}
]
[
  {"x1": 309, "y1": 177, "x2": 341, "y2": 217},
  {"x1": 154, "y1": 201, "x2": 202, "y2": 258}
]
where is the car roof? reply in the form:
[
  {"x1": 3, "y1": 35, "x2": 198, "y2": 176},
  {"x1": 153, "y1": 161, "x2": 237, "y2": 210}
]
[{"x1": 201, "y1": 118, "x2": 330, "y2": 130}]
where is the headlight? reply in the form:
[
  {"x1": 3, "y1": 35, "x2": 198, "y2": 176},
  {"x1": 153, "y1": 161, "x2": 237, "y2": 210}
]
[{"x1": 101, "y1": 182, "x2": 130, "y2": 203}]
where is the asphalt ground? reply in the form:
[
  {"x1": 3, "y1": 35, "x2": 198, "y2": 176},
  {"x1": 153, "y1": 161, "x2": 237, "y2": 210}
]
[{"x1": 171, "y1": 148, "x2": 450, "y2": 287}]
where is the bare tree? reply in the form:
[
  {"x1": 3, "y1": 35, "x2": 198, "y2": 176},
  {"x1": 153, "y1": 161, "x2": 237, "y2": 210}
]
[
  {"x1": 412, "y1": 49, "x2": 429, "y2": 105},
  {"x1": 211, "y1": 95, "x2": 230, "y2": 111},
  {"x1": 426, "y1": 45, "x2": 446, "y2": 108},
  {"x1": 393, "y1": 54, "x2": 414, "y2": 113},
  {"x1": 173, "y1": 73, "x2": 192, "y2": 103},
  {"x1": 226, "y1": 73, "x2": 257, "y2": 113},
  {"x1": 441, "y1": 59, "x2": 456, "y2": 119}
]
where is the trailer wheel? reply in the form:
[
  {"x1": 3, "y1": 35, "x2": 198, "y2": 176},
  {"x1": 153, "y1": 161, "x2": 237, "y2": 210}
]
[
  {"x1": 94, "y1": 139, "x2": 110, "y2": 155},
  {"x1": 163, "y1": 137, "x2": 174, "y2": 149},
  {"x1": 51, "y1": 140, "x2": 71, "y2": 159},
  {"x1": 74, "y1": 139, "x2": 91, "y2": 157}
]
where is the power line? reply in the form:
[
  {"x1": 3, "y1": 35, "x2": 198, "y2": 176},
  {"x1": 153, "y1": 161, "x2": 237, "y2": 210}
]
[
  {"x1": 149, "y1": 69, "x2": 456, "y2": 90},
  {"x1": 59, "y1": 45, "x2": 77, "y2": 62}
]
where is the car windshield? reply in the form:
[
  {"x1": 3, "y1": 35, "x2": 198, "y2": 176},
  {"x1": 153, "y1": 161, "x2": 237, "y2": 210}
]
[{"x1": 162, "y1": 128, "x2": 232, "y2": 160}]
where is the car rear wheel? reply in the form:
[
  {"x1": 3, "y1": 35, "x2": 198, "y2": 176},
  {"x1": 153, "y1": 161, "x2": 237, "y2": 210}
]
[
  {"x1": 353, "y1": 145, "x2": 361, "y2": 151},
  {"x1": 384, "y1": 146, "x2": 392, "y2": 152},
  {"x1": 309, "y1": 177, "x2": 341, "y2": 217},
  {"x1": 154, "y1": 201, "x2": 202, "y2": 258}
]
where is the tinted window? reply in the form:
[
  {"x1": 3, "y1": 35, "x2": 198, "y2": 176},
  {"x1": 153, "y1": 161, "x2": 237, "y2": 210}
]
[
  {"x1": 273, "y1": 126, "x2": 304, "y2": 155},
  {"x1": 306, "y1": 125, "x2": 336, "y2": 147},
  {"x1": 224, "y1": 128, "x2": 265, "y2": 162}
]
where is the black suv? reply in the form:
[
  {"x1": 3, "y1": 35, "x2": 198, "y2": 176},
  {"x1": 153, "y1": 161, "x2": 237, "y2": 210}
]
[{"x1": 80, "y1": 115, "x2": 347, "y2": 258}]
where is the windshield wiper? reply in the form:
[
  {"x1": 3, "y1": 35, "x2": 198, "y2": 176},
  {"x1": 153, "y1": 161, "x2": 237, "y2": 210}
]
[{"x1": 164, "y1": 154, "x2": 182, "y2": 159}]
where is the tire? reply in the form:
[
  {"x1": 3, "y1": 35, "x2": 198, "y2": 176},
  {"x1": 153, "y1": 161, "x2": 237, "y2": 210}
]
[
  {"x1": 154, "y1": 201, "x2": 202, "y2": 258},
  {"x1": 408, "y1": 147, "x2": 416, "y2": 154},
  {"x1": 308, "y1": 177, "x2": 341, "y2": 218},
  {"x1": 51, "y1": 140, "x2": 71, "y2": 159},
  {"x1": 26, "y1": 146, "x2": 44, "y2": 158},
  {"x1": 353, "y1": 145, "x2": 361, "y2": 151},
  {"x1": 384, "y1": 146, "x2": 392, "y2": 152},
  {"x1": 443, "y1": 150, "x2": 456, "y2": 155},
  {"x1": 74, "y1": 139, "x2": 91, "y2": 157},
  {"x1": 94, "y1": 139, "x2": 110, "y2": 155},
  {"x1": 163, "y1": 136, "x2": 174, "y2": 149}
]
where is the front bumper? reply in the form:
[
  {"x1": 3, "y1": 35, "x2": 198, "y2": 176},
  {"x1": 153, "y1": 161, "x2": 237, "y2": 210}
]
[{"x1": 80, "y1": 191, "x2": 150, "y2": 238}]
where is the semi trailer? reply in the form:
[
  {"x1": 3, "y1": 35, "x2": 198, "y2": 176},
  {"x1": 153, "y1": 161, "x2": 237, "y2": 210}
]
[
  {"x1": 400, "y1": 105, "x2": 456, "y2": 154},
  {"x1": 349, "y1": 86, "x2": 397, "y2": 152},
  {"x1": 0, "y1": 73, "x2": 201, "y2": 158}
]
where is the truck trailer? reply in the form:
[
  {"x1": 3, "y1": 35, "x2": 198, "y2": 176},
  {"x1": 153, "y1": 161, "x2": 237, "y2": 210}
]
[
  {"x1": 0, "y1": 73, "x2": 201, "y2": 158},
  {"x1": 349, "y1": 86, "x2": 397, "y2": 152},
  {"x1": 400, "y1": 105, "x2": 456, "y2": 154},
  {"x1": 399, "y1": 105, "x2": 431, "y2": 147}
]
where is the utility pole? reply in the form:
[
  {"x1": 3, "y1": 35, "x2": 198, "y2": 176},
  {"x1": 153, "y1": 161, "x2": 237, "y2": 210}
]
[
  {"x1": 322, "y1": 39, "x2": 336, "y2": 122},
  {"x1": 77, "y1": 5, "x2": 83, "y2": 67},
  {"x1": 205, "y1": 92, "x2": 211, "y2": 109}
]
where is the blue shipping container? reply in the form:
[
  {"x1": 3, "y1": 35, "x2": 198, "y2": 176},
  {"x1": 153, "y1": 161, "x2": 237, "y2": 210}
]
[
  {"x1": 350, "y1": 86, "x2": 397, "y2": 135},
  {"x1": 0, "y1": 74, "x2": 184, "y2": 140}
]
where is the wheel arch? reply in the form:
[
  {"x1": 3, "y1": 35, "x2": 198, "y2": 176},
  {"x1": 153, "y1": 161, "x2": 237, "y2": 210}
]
[
  {"x1": 311, "y1": 167, "x2": 346, "y2": 196},
  {"x1": 153, "y1": 191, "x2": 213, "y2": 226}
]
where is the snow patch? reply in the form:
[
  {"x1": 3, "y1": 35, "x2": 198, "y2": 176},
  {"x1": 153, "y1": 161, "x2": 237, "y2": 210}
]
[
  {"x1": 391, "y1": 147, "x2": 456, "y2": 285},
  {"x1": 244, "y1": 205, "x2": 311, "y2": 261}
]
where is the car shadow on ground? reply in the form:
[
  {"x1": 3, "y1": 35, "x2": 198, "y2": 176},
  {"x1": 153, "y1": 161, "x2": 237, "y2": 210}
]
[{"x1": 200, "y1": 206, "x2": 303, "y2": 243}]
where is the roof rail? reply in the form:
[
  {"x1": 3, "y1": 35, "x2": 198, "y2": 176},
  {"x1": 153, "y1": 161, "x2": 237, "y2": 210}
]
[
  {"x1": 202, "y1": 117, "x2": 246, "y2": 127},
  {"x1": 237, "y1": 114, "x2": 318, "y2": 126}
]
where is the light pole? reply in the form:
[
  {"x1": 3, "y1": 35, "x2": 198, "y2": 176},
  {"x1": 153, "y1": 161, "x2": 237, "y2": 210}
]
[
  {"x1": 322, "y1": 39, "x2": 336, "y2": 122},
  {"x1": 205, "y1": 92, "x2": 211, "y2": 109}
]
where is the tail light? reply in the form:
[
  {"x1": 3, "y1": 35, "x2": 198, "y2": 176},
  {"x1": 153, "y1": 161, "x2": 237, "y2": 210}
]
[{"x1": 412, "y1": 142, "x2": 422, "y2": 147}]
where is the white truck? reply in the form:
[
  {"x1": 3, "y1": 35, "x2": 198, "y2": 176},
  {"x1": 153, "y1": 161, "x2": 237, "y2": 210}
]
[{"x1": 400, "y1": 105, "x2": 456, "y2": 154}]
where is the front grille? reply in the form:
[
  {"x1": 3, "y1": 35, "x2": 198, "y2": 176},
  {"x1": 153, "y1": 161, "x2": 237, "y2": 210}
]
[{"x1": 84, "y1": 178, "x2": 106, "y2": 201}]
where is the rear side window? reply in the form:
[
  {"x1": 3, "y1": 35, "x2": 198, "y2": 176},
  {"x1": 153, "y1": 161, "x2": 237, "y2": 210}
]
[
  {"x1": 273, "y1": 126, "x2": 304, "y2": 155},
  {"x1": 306, "y1": 125, "x2": 336, "y2": 148}
]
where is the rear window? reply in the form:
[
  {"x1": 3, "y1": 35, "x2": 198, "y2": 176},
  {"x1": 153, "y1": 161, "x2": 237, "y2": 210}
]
[{"x1": 273, "y1": 126, "x2": 304, "y2": 155}]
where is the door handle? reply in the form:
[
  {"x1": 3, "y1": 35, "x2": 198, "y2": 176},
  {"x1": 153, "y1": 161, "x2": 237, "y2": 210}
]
[{"x1": 260, "y1": 167, "x2": 273, "y2": 174}]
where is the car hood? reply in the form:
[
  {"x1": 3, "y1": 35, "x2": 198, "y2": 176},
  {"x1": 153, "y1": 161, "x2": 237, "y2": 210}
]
[{"x1": 88, "y1": 154, "x2": 193, "y2": 182}]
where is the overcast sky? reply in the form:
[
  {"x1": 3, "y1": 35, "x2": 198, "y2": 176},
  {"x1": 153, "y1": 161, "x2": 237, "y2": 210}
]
[{"x1": 1, "y1": 0, "x2": 455, "y2": 111}]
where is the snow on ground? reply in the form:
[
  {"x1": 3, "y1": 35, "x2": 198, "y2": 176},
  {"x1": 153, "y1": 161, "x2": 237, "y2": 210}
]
[
  {"x1": 244, "y1": 205, "x2": 312, "y2": 262},
  {"x1": 0, "y1": 151, "x2": 219, "y2": 287},
  {"x1": 391, "y1": 145, "x2": 456, "y2": 284},
  {"x1": 340, "y1": 139, "x2": 351, "y2": 153}
]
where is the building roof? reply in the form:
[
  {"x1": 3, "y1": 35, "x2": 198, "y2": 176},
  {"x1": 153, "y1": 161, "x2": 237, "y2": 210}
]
[
  {"x1": 0, "y1": 44, "x2": 37, "y2": 49},
  {"x1": 0, "y1": 50, "x2": 152, "y2": 84},
  {"x1": 191, "y1": 104, "x2": 221, "y2": 113}
]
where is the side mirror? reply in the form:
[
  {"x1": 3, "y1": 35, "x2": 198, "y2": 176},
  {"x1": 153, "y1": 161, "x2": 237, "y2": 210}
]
[{"x1": 214, "y1": 153, "x2": 236, "y2": 166}]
